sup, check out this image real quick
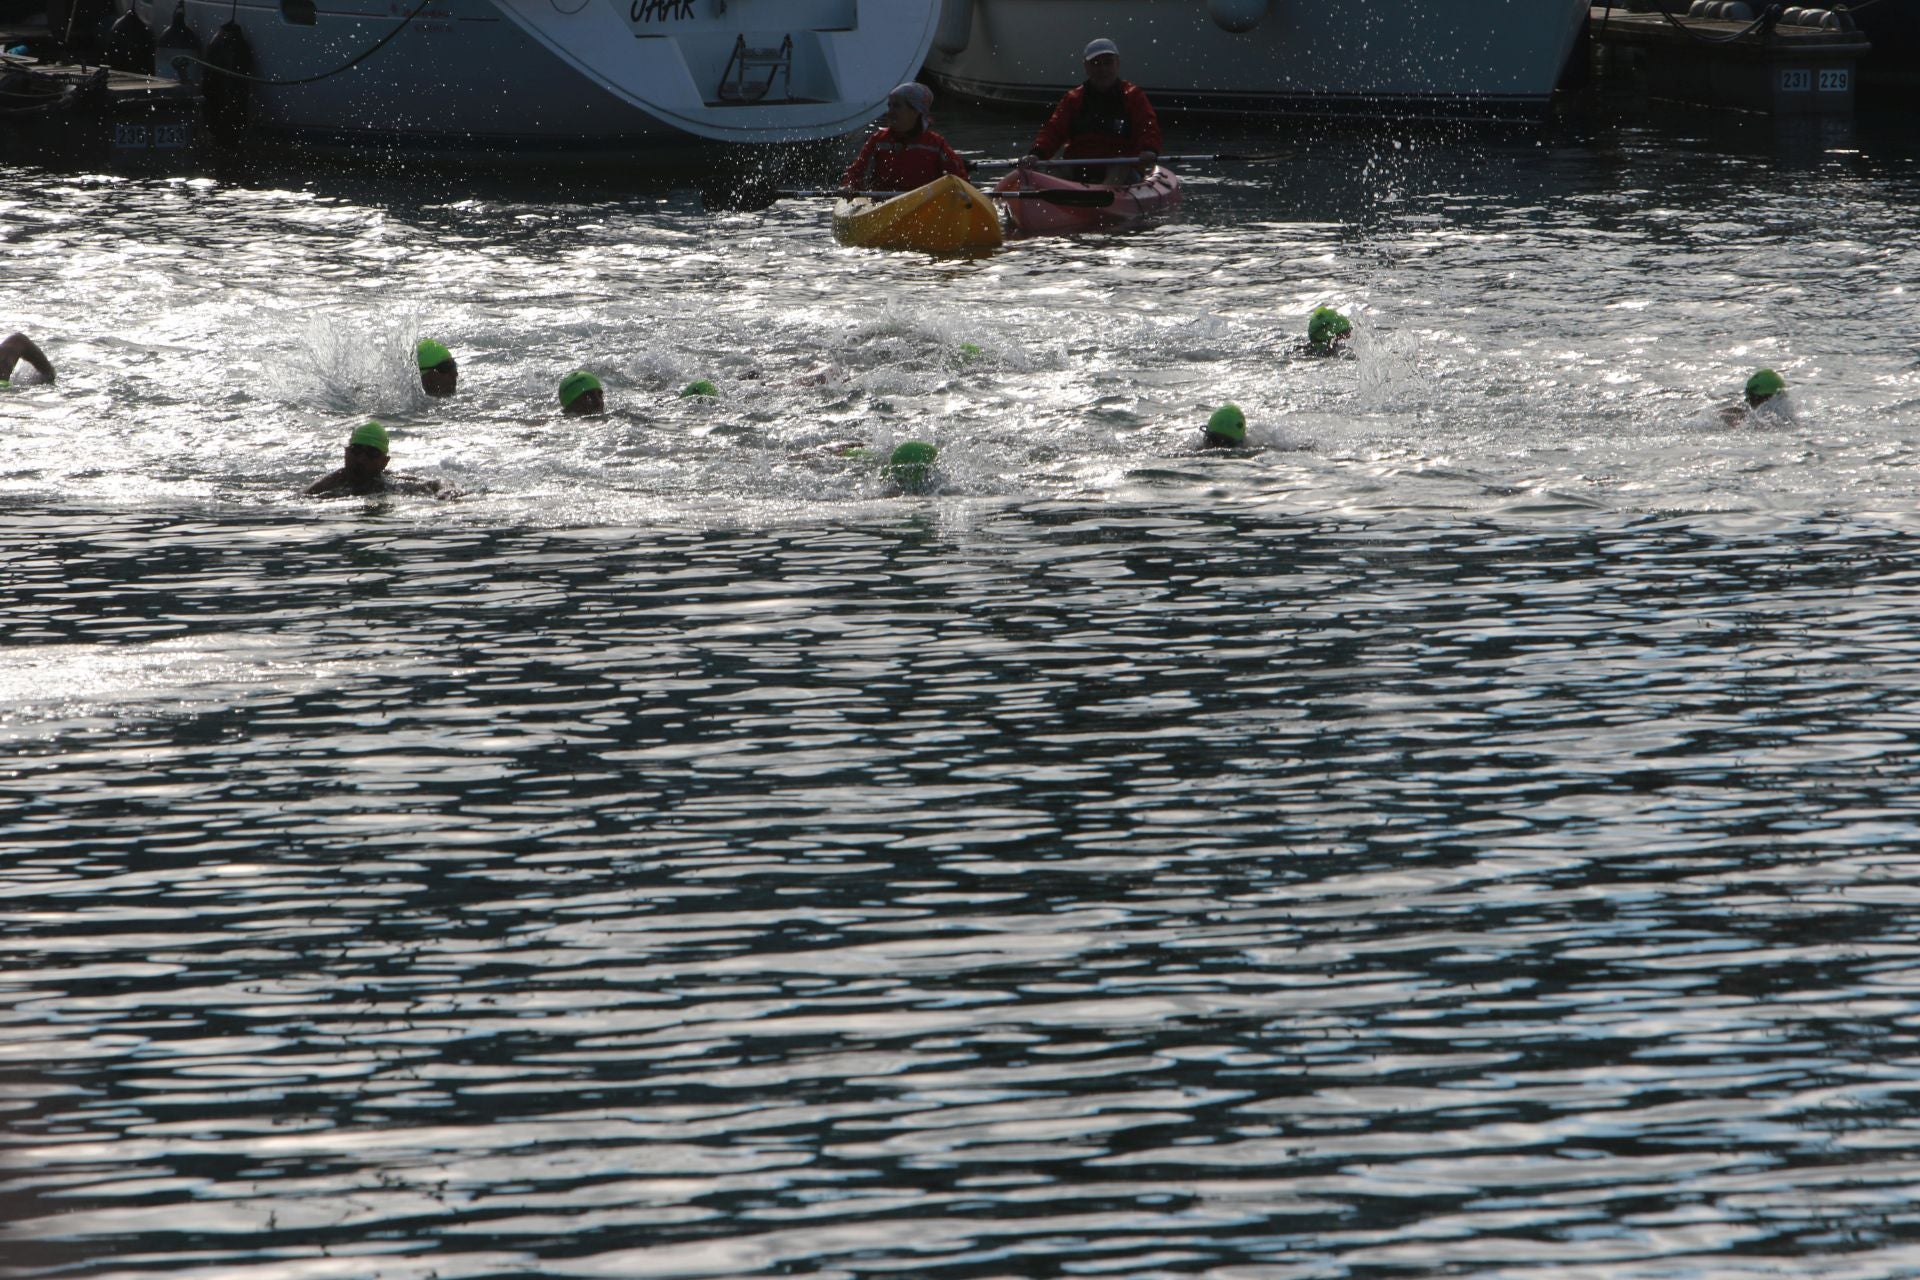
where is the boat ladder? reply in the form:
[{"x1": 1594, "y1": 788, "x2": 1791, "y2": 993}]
[{"x1": 717, "y1": 33, "x2": 792, "y2": 104}]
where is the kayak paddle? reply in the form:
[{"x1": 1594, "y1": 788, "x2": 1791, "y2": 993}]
[
  {"x1": 972, "y1": 152, "x2": 1289, "y2": 169},
  {"x1": 703, "y1": 183, "x2": 1115, "y2": 213},
  {"x1": 775, "y1": 187, "x2": 1117, "y2": 206}
]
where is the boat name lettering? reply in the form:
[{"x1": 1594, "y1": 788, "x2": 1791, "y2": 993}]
[{"x1": 630, "y1": 0, "x2": 694, "y2": 21}]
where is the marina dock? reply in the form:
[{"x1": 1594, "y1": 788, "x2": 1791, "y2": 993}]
[
  {"x1": 1, "y1": 47, "x2": 200, "y2": 171},
  {"x1": 1589, "y1": 4, "x2": 1872, "y2": 114}
]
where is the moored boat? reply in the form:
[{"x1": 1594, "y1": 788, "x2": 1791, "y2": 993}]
[
  {"x1": 928, "y1": 0, "x2": 1590, "y2": 121},
  {"x1": 113, "y1": 0, "x2": 941, "y2": 161},
  {"x1": 832, "y1": 174, "x2": 1004, "y2": 254},
  {"x1": 992, "y1": 166, "x2": 1180, "y2": 235}
]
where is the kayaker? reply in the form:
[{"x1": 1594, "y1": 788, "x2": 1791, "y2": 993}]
[
  {"x1": 559, "y1": 370, "x2": 605, "y2": 416},
  {"x1": 0, "y1": 331, "x2": 55, "y2": 385},
  {"x1": 305, "y1": 420, "x2": 454, "y2": 498},
  {"x1": 417, "y1": 339, "x2": 457, "y2": 397},
  {"x1": 841, "y1": 82, "x2": 968, "y2": 193},
  {"x1": 1019, "y1": 38, "x2": 1162, "y2": 183}
]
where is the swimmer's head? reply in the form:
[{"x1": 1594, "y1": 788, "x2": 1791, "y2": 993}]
[
  {"x1": 1308, "y1": 307, "x2": 1352, "y2": 353},
  {"x1": 681, "y1": 379, "x2": 719, "y2": 399},
  {"x1": 1203, "y1": 403, "x2": 1246, "y2": 449},
  {"x1": 349, "y1": 420, "x2": 390, "y2": 453},
  {"x1": 886, "y1": 440, "x2": 938, "y2": 493},
  {"x1": 1745, "y1": 368, "x2": 1786, "y2": 407},
  {"x1": 560, "y1": 370, "x2": 604, "y2": 415},
  {"x1": 417, "y1": 339, "x2": 457, "y2": 397},
  {"x1": 343, "y1": 420, "x2": 391, "y2": 478}
]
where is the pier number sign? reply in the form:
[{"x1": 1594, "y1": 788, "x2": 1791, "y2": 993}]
[
  {"x1": 1779, "y1": 68, "x2": 1850, "y2": 92},
  {"x1": 113, "y1": 122, "x2": 192, "y2": 150}
]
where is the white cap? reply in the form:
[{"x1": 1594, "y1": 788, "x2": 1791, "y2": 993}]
[{"x1": 1082, "y1": 37, "x2": 1119, "y2": 61}]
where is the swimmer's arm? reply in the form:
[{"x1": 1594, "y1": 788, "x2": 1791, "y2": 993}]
[
  {"x1": 0, "y1": 333, "x2": 54, "y2": 383},
  {"x1": 305, "y1": 469, "x2": 349, "y2": 496},
  {"x1": 387, "y1": 473, "x2": 461, "y2": 499}
]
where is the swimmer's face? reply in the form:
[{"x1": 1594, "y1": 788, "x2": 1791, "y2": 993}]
[
  {"x1": 421, "y1": 360, "x2": 457, "y2": 398},
  {"x1": 344, "y1": 443, "x2": 389, "y2": 478},
  {"x1": 563, "y1": 388, "x2": 604, "y2": 416}
]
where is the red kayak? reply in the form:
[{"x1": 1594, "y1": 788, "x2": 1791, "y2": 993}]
[{"x1": 994, "y1": 165, "x2": 1183, "y2": 235}]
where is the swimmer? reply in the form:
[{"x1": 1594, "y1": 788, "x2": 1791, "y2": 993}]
[
  {"x1": 1308, "y1": 307, "x2": 1351, "y2": 355},
  {"x1": 0, "y1": 332, "x2": 55, "y2": 385},
  {"x1": 1202, "y1": 403, "x2": 1246, "y2": 450},
  {"x1": 559, "y1": 371, "x2": 604, "y2": 416},
  {"x1": 305, "y1": 420, "x2": 452, "y2": 498},
  {"x1": 1745, "y1": 368, "x2": 1786, "y2": 409},
  {"x1": 1721, "y1": 368, "x2": 1787, "y2": 426},
  {"x1": 841, "y1": 440, "x2": 940, "y2": 493},
  {"x1": 418, "y1": 339, "x2": 457, "y2": 397}
]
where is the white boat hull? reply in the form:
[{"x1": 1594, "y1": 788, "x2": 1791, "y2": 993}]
[
  {"x1": 165, "y1": 0, "x2": 938, "y2": 152},
  {"x1": 925, "y1": 0, "x2": 1591, "y2": 120}
]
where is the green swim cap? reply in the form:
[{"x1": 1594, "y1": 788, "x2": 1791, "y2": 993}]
[
  {"x1": 958, "y1": 342, "x2": 983, "y2": 363},
  {"x1": 0, "y1": 380, "x2": 9, "y2": 390},
  {"x1": 559, "y1": 370, "x2": 602, "y2": 408},
  {"x1": 349, "y1": 420, "x2": 389, "y2": 452},
  {"x1": 1309, "y1": 306, "x2": 1352, "y2": 350},
  {"x1": 681, "y1": 379, "x2": 719, "y2": 399},
  {"x1": 886, "y1": 440, "x2": 938, "y2": 492},
  {"x1": 416, "y1": 339, "x2": 452, "y2": 370},
  {"x1": 1745, "y1": 368, "x2": 1786, "y2": 402},
  {"x1": 1206, "y1": 403, "x2": 1247, "y2": 442}
]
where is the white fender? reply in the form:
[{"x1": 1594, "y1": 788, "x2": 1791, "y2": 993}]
[
  {"x1": 1208, "y1": 0, "x2": 1270, "y2": 33},
  {"x1": 934, "y1": 0, "x2": 972, "y2": 54}
]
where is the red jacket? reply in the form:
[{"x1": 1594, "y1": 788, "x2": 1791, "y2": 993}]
[
  {"x1": 841, "y1": 126, "x2": 967, "y2": 191},
  {"x1": 1032, "y1": 80, "x2": 1163, "y2": 161}
]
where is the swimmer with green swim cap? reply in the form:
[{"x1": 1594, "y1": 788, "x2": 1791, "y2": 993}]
[
  {"x1": 885, "y1": 440, "x2": 938, "y2": 493},
  {"x1": 1202, "y1": 403, "x2": 1247, "y2": 450},
  {"x1": 306, "y1": 419, "x2": 453, "y2": 498},
  {"x1": 559, "y1": 370, "x2": 604, "y2": 416},
  {"x1": 417, "y1": 339, "x2": 457, "y2": 398},
  {"x1": 681, "y1": 379, "x2": 719, "y2": 399},
  {"x1": 839, "y1": 440, "x2": 939, "y2": 493},
  {"x1": 1308, "y1": 306, "x2": 1352, "y2": 354},
  {"x1": 0, "y1": 332, "x2": 55, "y2": 384},
  {"x1": 1745, "y1": 368, "x2": 1786, "y2": 407}
]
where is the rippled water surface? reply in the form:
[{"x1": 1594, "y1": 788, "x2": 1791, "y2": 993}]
[{"x1": 5, "y1": 103, "x2": 1920, "y2": 1278}]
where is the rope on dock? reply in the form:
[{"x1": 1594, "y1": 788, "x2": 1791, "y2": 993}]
[
  {"x1": 0, "y1": 62, "x2": 105, "y2": 114},
  {"x1": 172, "y1": 0, "x2": 434, "y2": 86}
]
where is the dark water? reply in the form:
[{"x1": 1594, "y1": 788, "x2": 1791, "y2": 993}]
[{"x1": 4, "y1": 99, "x2": 1920, "y2": 1278}]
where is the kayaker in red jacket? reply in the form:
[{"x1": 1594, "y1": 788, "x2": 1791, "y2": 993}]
[
  {"x1": 1021, "y1": 38, "x2": 1163, "y2": 181},
  {"x1": 842, "y1": 82, "x2": 968, "y2": 193}
]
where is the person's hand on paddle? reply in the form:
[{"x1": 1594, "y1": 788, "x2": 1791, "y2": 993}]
[
  {"x1": 1137, "y1": 149, "x2": 1159, "y2": 175},
  {"x1": 1018, "y1": 152, "x2": 1044, "y2": 172}
]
